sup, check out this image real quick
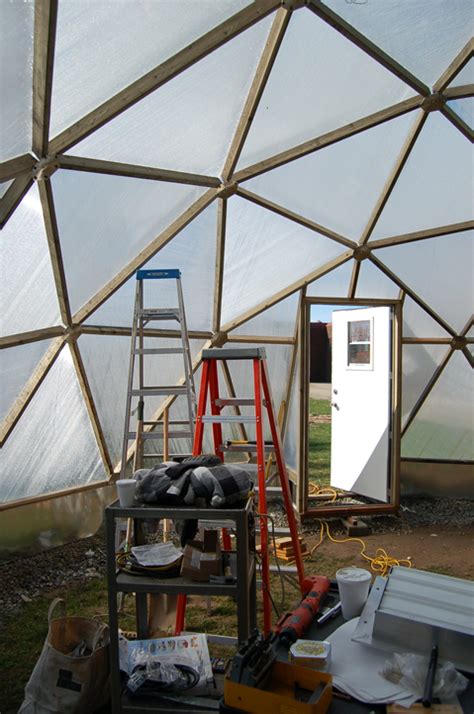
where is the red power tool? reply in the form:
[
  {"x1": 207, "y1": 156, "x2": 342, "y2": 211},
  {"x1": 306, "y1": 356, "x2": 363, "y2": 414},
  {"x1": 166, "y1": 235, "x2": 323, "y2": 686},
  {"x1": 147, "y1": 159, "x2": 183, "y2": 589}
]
[{"x1": 277, "y1": 575, "x2": 330, "y2": 647}]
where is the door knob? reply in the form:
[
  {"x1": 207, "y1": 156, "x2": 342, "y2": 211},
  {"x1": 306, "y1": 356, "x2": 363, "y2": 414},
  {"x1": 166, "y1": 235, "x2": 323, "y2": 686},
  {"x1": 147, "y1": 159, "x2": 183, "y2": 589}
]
[{"x1": 331, "y1": 402, "x2": 339, "y2": 410}]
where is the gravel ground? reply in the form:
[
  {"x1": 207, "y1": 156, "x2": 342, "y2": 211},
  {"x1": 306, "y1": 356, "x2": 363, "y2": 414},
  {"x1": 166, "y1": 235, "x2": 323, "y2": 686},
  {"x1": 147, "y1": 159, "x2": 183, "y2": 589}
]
[{"x1": 1, "y1": 497, "x2": 472, "y2": 621}]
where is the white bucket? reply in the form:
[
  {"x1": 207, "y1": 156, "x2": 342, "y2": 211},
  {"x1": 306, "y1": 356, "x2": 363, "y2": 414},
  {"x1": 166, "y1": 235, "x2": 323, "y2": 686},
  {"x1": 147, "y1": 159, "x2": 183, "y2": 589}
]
[
  {"x1": 336, "y1": 567, "x2": 372, "y2": 619},
  {"x1": 116, "y1": 479, "x2": 136, "y2": 507}
]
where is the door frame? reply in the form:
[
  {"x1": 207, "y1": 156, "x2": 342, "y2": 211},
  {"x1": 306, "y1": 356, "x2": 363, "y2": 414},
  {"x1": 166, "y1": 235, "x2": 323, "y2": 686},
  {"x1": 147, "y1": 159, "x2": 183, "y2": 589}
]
[{"x1": 298, "y1": 296, "x2": 402, "y2": 519}]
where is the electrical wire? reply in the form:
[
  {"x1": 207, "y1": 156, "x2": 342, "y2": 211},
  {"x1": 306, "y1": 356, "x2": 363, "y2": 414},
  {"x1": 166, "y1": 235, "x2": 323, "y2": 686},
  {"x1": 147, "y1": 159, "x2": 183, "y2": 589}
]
[
  {"x1": 310, "y1": 519, "x2": 413, "y2": 577},
  {"x1": 308, "y1": 482, "x2": 343, "y2": 502},
  {"x1": 255, "y1": 511, "x2": 286, "y2": 615}
]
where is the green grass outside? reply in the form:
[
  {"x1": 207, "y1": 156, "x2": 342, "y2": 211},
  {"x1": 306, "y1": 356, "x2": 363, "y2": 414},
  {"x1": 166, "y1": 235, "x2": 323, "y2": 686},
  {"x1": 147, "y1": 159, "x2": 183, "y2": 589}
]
[{"x1": 308, "y1": 398, "x2": 331, "y2": 487}]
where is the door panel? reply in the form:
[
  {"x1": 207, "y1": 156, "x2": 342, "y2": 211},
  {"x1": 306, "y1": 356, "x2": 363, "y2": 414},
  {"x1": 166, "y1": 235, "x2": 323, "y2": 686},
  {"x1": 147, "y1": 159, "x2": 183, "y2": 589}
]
[{"x1": 330, "y1": 306, "x2": 392, "y2": 501}]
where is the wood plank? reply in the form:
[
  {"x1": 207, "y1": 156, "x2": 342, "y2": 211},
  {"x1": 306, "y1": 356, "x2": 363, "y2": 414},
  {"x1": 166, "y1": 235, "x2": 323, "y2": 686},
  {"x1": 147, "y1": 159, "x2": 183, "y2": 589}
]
[
  {"x1": 0, "y1": 154, "x2": 35, "y2": 182},
  {"x1": 348, "y1": 261, "x2": 361, "y2": 299},
  {"x1": 227, "y1": 334, "x2": 295, "y2": 345},
  {"x1": 237, "y1": 187, "x2": 355, "y2": 248},
  {"x1": 49, "y1": 0, "x2": 280, "y2": 154},
  {"x1": 306, "y1": 296, "x2": 400, "y2": 306},
  {"x1": 32, "y1": 0, "x2": 58, "y2": 157},
  {"x1": 222, "y1": 7, "x2": 290, "y2": 180},
  {"x1": 0, "y1": 175, "x2": 33, "y2": 228},
  {"x1": 368, "y1": 220, "x2": 474, "y2": 249},
  {"x1": 73, "y1": 188, "x2": 217, "y2": 325},
  {"x1": 0, "y1": 479, "x2": 111, "y2": 512},
  {"x1": 234, "y1": 96, "x2": 423, "y2": 183},
  {"x1": 433, "y1": 39, "x2": 473, "y2": 93},
  {"x1": 80, "y1": 325, "x2": 212, "y2": 340},
  {"x1": 402, "y1": 338, "x2": 452, "y2": 345},
  {"x1": 298, "y1": 293, "x2": 309, "y2": 514},
  {"x1": 220, "y1": 250, "x2": 353, "y2": 334},
  {"x1": 0, "y1": 337, "x2": 64, "y2": 446},
  {"x1": 359, "y1": 111, "x2": 427, "y2": 245},
  {"x1": 440, "y1": 105, "x2": 473, "y2": 142},
  {"x1": 70, "y1": 341, "x2": 114, "y2": 476},
  {"x1": 307, "y1": 0, "x2": 430, "y2": 96},
  {"x1": 58, "y1": 155, "x2": 220, "y2": 188},
  {"x1": 0, "y1": 326, "x2": 64, "y2": 349},
  {"x1": 443, "y1": 84, "x2": 474, "y2": 100},
  {"x1": 212, "y1": 198, "x2": 227, "y2": 333},
  {"x1": 37, "y1": 179, "x2": 72, "y2": 325}
]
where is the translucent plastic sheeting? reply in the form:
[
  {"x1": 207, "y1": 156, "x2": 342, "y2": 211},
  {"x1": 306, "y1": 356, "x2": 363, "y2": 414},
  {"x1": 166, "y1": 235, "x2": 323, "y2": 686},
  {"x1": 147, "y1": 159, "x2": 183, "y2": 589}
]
[
  {"x1": 220, "y1": 196, "x2": 346, "y2": 327},
  {"x1": 323, "y1": 0, "x2": 473, "y2": 87},
  {"x1": 448, "y1": 98, "x2": 474, "y2": 130},
  {"x1": 374, "y1": 230, "x2": 474, "y2": 334},
  {"x1": 401, "y1": 351, "x2": 474, "y2": 461},
  {"x1": 306, "y1": 261, "x2": 353, "y2": 298},
  {"x1": 0, "y1": 1, "x2": 33, "y2": 162},
  {"x1": 283, "y1": 349, "x2": 299, "y2": 472},
  {"x1": 1, "y1": 184, "x2": 61, "y2": 337},
  {"x1": 356, "y1": 260, "x2": 400, "y2": 299},
  {"x1": 0, "y1": 180, "x2": 14, "y2": 199},
  {"x1": 402, "y1": 298, "x2": 451, "y2": 340},
  {"x1": 449, "y1": 58, "x2": 474, "y2": 87},
  {"x1": 51, "y1": 170, "x2": 206, "y2": 316},
  {"x1": 237, "y1": 8, "x2": 414, "y2": 170},
  {"x1": 0, "y1": 346, "x2": 106, "y2": 503},
  {"x1": 370, "y1": 113, "x2": 473, "y2": 240},
  {"x1": 71, "y1": 17, "x2": 272, "y2": 176},
  {"x1": 230, "y1": 293, "x2": 299, "y2": 338},
  {"x1": 244, "y1": 112, "x2": 416, "y2": 242},
  {"x1": 0, "y1": 340, "x2": 53, "y2": 423},
  {"x1": 401, "y1": 344, "x2": 450, "y2": 428},
  {"x1": 78, "y1": 334, "x2": 206, "y2": 469},
  {"x1": 50, "y1": 0, "x2": 251, "y2": 138},
  {"x1": 87, "y1": 203, "x2": 217, "y2": 331}
]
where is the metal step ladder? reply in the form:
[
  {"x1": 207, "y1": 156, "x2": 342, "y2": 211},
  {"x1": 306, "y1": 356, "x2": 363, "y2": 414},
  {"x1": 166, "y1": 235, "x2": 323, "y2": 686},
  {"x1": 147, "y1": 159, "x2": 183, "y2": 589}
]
[
  {"x1": 175, "y1": 347, "x2": 306, "y2": 636},
  {"x1": 120, "y1": 269, "x2": 197, "y2": 477}
]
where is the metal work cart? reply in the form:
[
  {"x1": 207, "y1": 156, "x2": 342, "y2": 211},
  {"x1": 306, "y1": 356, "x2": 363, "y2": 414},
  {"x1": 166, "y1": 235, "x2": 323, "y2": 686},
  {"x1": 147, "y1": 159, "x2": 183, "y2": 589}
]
[{"x1": 105, "y1": 497, "x2": 256, "y2": 713}]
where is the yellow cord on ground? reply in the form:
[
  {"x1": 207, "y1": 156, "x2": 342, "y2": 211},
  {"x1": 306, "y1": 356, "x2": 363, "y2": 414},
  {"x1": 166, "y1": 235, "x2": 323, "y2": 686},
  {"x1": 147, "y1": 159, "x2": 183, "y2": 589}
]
[
  {"x1": 308, "y1": 482, "x2": 342, "y2": 502},
  {"x1": 310, "y1": 520, "x2": 413, "y2": 577}
]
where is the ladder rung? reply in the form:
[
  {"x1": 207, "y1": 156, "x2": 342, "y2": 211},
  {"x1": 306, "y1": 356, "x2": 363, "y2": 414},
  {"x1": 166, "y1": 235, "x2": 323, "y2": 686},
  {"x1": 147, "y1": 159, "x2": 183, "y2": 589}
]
[
  {"x1": 143, "y1": 420, "x2": 191, "y2": 426},
  {"x1": 220, "y1": 443, "x2": 274, "y2": 453},
  {"x1": 200, "y1": 415, "x2": 256, "y2": 424},
  {"x1": 128, "y1": 431, "x2": 192, "y2": 440},
  {"x1": 215, "y1": 398, "x2": 255, "y2": 407},
  {"x1": 139, "y1": 308, "x2": 180, "y2": 316},
  {"x1": 131, "y1": 387, "x2": 188, "y2": 396},
  {"x1": 134, "y1": 348, "x2": 184, "y2": 355}
]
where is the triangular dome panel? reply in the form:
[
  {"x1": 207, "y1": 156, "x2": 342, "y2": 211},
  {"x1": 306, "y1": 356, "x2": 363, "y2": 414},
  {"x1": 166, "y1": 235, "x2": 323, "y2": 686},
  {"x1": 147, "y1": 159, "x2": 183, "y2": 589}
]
[
  {"x1": 0, "y1": 340, "x2": 53, "y2": 422},
  {"x1": 1, "y1": 183, "x2": 61, "y2": 337},
  {"x1": 356, "y1": 260, "x2": 400, "y2": 299},
  {"x1": 244, "y1": 113, "x2": 416, "y2": 241},
  {"x1": 220, "y1": 196, "x2": 346, "y2": 326},
  {"x1": 237, "y1": 8, "x2": 414, "y2": 170},
  {"x1": 370, "y1": 113, "x2": 472, "y2": 240},
  {"x1": 403, "y1": 298, "x2": 451, "y2": 340},
  {"x1": 324, "y1": 0, "x2": 473, "y2": 86},
  {"x1": 447, "y1": 98, "x2": 473, "y2": 130},
  {"x1": 87, "y1": 202, "x2": 217, "y2": 330},
  {"x1": 449, "y1": 57, "x2": 474, "y2": 87},
  {"x1": 306, "y1": 261, "x2": 353, "y2": 298},
  {"x1": 52, "y1": 170, "x2": 206, "y2": 316},
  {"x1": 230, "y1": 293, "x2": 299, "y2": 337},
  {"x1": 70, "y1": 18, "x2": 273, "y2": 176},
  {"x1": 401, "y1": 344, "x2": 450, "y2": 427},
  {"x1": 0, "y1": 346, "x2": 105, "y2": 503},
  {"x1": 0, "y1": 1, "x2": 33, "y2": 162},
  {"x1": 402, "y1": 351, "x2": 474, "y2": 460},
  {"x1": 374, "y1": 230, "x2": 474, "y2": 333},
  {"x1": 50, "y1": 0, "x2": 251, "y2": 138}
]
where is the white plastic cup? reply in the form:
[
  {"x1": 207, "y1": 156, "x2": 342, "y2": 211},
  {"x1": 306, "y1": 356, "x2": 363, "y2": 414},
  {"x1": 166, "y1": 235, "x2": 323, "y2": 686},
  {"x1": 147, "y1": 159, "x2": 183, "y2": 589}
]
[
  {"x1": 336, "y1": 567, "x2": 372, "y2": 620},
  {"x1": 116, "y1": 479, "x2": 136, "y2": 507}
]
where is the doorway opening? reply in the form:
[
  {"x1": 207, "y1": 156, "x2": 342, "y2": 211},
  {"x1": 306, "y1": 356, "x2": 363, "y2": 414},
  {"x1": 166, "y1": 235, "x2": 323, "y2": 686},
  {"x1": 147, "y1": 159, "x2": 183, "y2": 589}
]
[{"x1": 302, "y1": 298, "x2": 402, "y2": 519}]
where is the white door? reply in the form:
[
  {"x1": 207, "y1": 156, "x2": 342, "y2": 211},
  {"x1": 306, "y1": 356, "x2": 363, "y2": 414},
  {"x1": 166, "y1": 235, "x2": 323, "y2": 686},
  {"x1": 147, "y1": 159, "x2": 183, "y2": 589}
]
[{"x1": 330, "y1": 306, "x2": 392, "y2": 502}]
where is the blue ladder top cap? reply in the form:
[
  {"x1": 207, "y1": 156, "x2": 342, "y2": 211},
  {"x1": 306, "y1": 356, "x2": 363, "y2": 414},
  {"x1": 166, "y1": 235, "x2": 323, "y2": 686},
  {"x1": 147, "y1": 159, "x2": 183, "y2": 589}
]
[{"x1": 136, "y1": 269, "x2": 181, "y2": 280}]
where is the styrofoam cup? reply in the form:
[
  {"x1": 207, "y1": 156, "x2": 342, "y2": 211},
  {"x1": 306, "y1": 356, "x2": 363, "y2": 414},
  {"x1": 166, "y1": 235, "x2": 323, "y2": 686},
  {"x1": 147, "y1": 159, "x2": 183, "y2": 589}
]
[
  {"x1": 116, "y1": 479, "x2": 136, "y2": 507},
  {"x1": 336, "y1": 567, "x2": 372, "y2": 619}
]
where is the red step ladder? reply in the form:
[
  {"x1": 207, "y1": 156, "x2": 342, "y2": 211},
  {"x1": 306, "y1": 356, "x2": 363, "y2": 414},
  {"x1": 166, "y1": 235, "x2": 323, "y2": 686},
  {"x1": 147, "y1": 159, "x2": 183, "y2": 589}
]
[{"x1": 175, "y1": 347, "x2": 306, "y2": 635}]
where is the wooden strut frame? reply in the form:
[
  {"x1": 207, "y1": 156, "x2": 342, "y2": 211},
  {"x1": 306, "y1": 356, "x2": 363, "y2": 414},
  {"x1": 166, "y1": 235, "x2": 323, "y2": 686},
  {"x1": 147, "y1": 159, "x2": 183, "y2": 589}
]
[{"x1": 2, "y1": 1, "x2": 473, "y2": 510}]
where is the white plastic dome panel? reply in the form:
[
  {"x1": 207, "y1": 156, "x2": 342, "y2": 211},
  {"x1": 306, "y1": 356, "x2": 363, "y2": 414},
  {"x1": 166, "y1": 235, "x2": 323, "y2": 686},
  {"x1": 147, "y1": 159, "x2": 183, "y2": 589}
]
[
  {"x1": 374, "y1": 230, "x2": 474, "y2": 334},
  {"x1": 70, "y1": 17, "x2": 272, "y2": 176},
  {"x1": 401, "y1": 351, "x2": 474, "y2": 461},
  {"x1": 401, "y1": 344, "x2": 450, "y2": 428},
  {"x1": 0, "y1": 340, "x2": 53, "y2": 422},
  {"x1": 237, "y1": 8, "x2": 414, "y2": 170},
  {"x1": 0, "y1": 1, "x2": 33, "y2": 162},
  {"x1": 0, "y1": 346, "x2": 106, "y2": 503},
  {"x1": 324, "y1": 0, "x2": 474, "y2": 87},
  {"x1": 87, "y1": 202, "x2": 217, "y2": 330},
  {"x1": 231, "y1": 293, "x2": 299, "y2": 337},
  {"x1": 370, "y1": 113, "x2": 473, "y2": 240},
  {"x1": 449, "y1": 58, "x2": 474, "y2": 87},
  {"x1": 306, "y1": 261, "x2": 353, "y2": 298},
  {"x1": 220, "y1": 196, "x2": 346, "y2": 326},
  {"x1": 244, "y1": 112, "x2": 416, "y2": 242},
  {"x1": 447, "y1": 98, "x2": 474, "y2": 130},
  {"x1": 1, "y1": 184, "x2": 61, "y2": 337},
  {"x1": 356, "y1": 260, "x2": 400, "y2": 299},
  {"x1": 50, "y1": 0, "x2": 251, "y2": 138},
  {"x1": 402, "y1": 298, "x2": 451, "y2": 340},
  {"x1": 51, "y1": 170, "x2": 206, "y2": 316}
]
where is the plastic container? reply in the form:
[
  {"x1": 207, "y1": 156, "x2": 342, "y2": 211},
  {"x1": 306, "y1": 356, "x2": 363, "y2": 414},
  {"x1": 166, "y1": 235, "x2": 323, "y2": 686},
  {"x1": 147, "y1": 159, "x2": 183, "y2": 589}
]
[
  {"x1": 289, "y1": 640, "x2": 331, "y2": 671},
  {"x1": 116, "y1": 479, "x2": 136, "y2": 507},
  {"x1": 336, "y1": 567, "x2": 371, "y2": 619}
]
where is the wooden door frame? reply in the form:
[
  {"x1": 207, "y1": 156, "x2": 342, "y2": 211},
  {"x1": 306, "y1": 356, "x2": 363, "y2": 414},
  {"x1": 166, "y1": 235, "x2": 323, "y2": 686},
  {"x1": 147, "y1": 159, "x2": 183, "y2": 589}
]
[{"x1": 299, "y1": 296, "x2": 402, "y2": 519}]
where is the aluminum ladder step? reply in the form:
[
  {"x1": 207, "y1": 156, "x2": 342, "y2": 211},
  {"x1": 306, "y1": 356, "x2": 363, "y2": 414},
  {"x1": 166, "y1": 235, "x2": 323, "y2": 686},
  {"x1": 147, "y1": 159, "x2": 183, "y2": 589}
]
[
  {"x1": 128, "y1": 431, "x2": 192, "y2": 440},
  {"x1": 131, "y1": 386, "x2": 188, "y2": 396},
  {"x1": 139, "y1": 308, "x2": 180, "y2": 319},
  {"x1": 200, "y1": 415, "x2": 257, "y2": 424},
  {"x1": 134, "y1": 348, "x2": 184, "y2": 355},
  {"x1": 220, "y1": 442, "x2": 274, "y2": 453}
]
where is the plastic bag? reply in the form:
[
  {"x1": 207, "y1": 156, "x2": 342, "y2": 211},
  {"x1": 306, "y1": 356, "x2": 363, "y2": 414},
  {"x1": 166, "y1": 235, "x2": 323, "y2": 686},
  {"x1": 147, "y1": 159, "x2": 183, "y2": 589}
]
[{"x1": 380, "y1": 652, "x2": 468, "y2": 700}]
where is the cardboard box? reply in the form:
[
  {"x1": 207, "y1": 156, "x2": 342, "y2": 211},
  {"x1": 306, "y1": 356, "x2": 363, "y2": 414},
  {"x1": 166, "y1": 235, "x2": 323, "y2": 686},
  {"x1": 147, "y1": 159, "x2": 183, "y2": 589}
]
[{"x1": 180, "y1": 530, "x2": 222, "y2": 582}]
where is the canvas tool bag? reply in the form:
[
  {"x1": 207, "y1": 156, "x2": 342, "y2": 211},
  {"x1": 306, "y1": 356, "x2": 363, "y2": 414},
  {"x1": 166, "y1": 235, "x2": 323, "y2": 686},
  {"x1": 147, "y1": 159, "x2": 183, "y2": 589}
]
[{"x1": 19, "y1": 598, "x2": 110, "y2": 713}]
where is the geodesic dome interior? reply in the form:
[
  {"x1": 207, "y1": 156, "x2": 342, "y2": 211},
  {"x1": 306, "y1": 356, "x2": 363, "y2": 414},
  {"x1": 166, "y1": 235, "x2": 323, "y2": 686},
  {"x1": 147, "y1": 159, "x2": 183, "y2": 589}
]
[{"x1": 1, "y1": 0, "x2": 473, "y2": 510}]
